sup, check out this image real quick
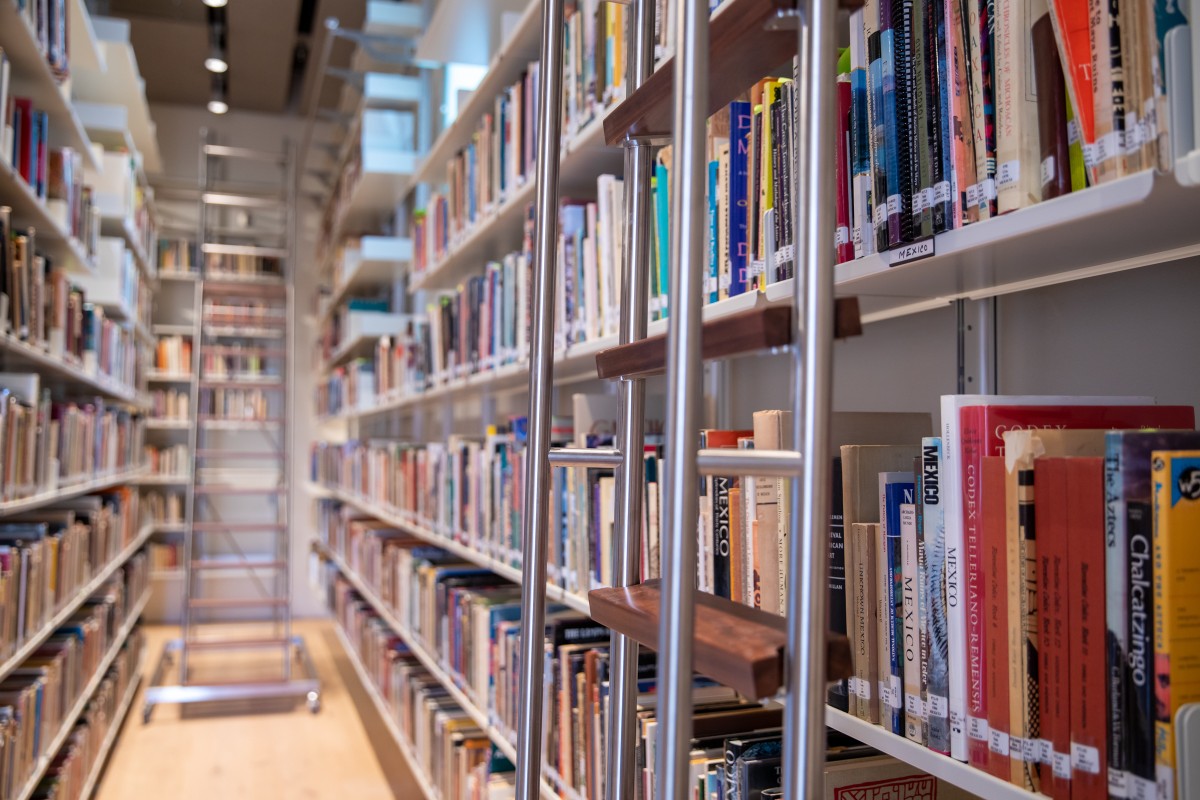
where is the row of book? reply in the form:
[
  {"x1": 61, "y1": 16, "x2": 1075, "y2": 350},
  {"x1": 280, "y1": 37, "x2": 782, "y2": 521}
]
[
  {"x1": 32, "y1": 627, "x2": 144, "y2": 800},
  {"x1": 0, "y1": 488, "x2": 141, "y2": 663},
  {"x1": 13, "y1": 0, "x2": 71, "y2": 82},
  {"x1": 0, "y1": 382, "x2": 145, "y2": 503},
  {"x1": 1, "y1": 213, "x2": 138, "y2": 390},
  {"x1": 139, "y1": 492, "x2": 183, "y2": 526},
  {"x1": 318, "y1": 499, "x2": 990, "y2": 800},
  {"x1": 147, "y1": 542, "x2": 182, "y2": 572},
  {"x1": 142, "y1": 445, "x2": 189, "y2": 478},
  {"x1": 154, "y1": 335, "x2": 191, "y2": 374},
  {"x1": 202, "y1": 300, "x2": 285, "y2": 328},
  {"x1": 156, "y1": 239, "x2": 197, "y2": 274},
  {"x1": 202, "y1": 346, "x2": 274, "y2": 381},
  {"x1": 0, "y1": 555, "x2": 146, "y2": 800},
  {"x1": 198, "y1": 388, "x2": 274, "y2": 422},
  {"x1": 203, "y1": 253, "x2": 282, "y2": 281},
  {"x1": 148, "y1": 389, "x2": 189, "y2": 421}
]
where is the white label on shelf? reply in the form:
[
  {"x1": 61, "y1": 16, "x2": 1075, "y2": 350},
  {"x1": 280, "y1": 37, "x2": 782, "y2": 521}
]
[
  {"x1": 1110, "y1": 767, "x2": 1130, "y2": 797},
  {"x1": 888, "y1": 675, "x2": 903, "y2": 708},
  {"x1": 911, "y1": 190, "x2": 926, "y2": 215},
  {"x1": 1023, "y1": 736, "x2": 1040, "y2": 762},
  {"x1": 1096, "y1": 131, "x2": 1121, "y2": 164},
  {"x1": 905, "y1": 693, "x2": 926, "y2": 718},
  {"x1": 922, "y1": 187, "x2": 936, "y2": 213},
  {"x1": 847, "y1": 676, "x2": 860, "y2": 696},
  {"x1": 1144, "y1": 98, "x2": 1159, "y2": 142},
  {"x1": 997, "y1": 160, "x2": 1020, "y2": 190},
  {"x1": 968, "y1": 715, "x2": 989, "y2": 741},
  {"x1": 950, "y1": 709, "x2": 966, "y2": 738},
  {"x1": 719, "y1": 271, "x2": 732, "y2": 290},
  {"x1": 1071, "y1": 741, "x2": 1101, "y2": 774},
  {"x1": 835, "y1": 226, "x2": 850, "y2": 247},
  {"x1": 855, "y1": 677, "x2": 872, "y2": 700},
  {"x1": 1053, "y1": 751, "x2": 1072, "y2": 779},
  {"x1": 1041, "y1": 156, "x2": 1056, "y2": 186},
  {"x1": 776, "y1": 244, "x2": 795, "y2": 265},
  {"x1": 887, "y1": 194, "x2": 901, "y2": 217},
  {"x1": 989, "y1": 729, "x2": 1010, "y2": 756},
  {"x1": 927, "y1": 693, "x2": 948, "y2": 718},
  {"x1": 890, "y1": 238, "x2": 935, "y2": 266},
  {"x1": 873, "y1": 203, "x2": 887, "y2": 225},
  {"x1": 1083, "y1": 142, "x2": 1100, "y2": 168},
  {"x1": 649, "y1": 296, "x2": 662, "y2": 314},
  {"x1": 1037, "y1": 737, "x2": 1053, "y2": 764},
  {"x1": 705, "y1": 276, "x2": 718, "y2": 296},
  {"x1": 965, "y1": 183, "x2": 980, "y2": 208},
  {"x1": 1128, "y1": 775, "x2": 1157, "y2": 800},
  {"x1": 981, "y1": 178, "x2": 997, "y2": 201},
  {"x1": 1125, "y1": 114, "x2": 1143, "y2": 151},
  {"x1": 749, "y1": 259, "x2": 766, "y2": 277},
  {"x1": 1009, "y1": 735, "x2": 1026, "y2": 761},
  {"x1": 932, "y1": 181, "x2": 951, "y2": 206}
]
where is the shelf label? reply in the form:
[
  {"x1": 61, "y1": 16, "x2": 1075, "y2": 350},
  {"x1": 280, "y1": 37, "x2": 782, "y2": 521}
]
[
  {"x1": 933, "y1": 181, "x2": 952, "y2": 206},
  {"x1": 989, "y1": 729, "x2": 1010, "y2": 756},
  {"x1": 1053, "y1": 751, "x2": 1072, "y2": 779},
  {"x1": 905, "y1": 693, "x2": 926, "y2": 718},
  {"x1": 996, "y1": 160, "x2": 1020, "y2": 191},
  {"x1": 1072, "y1": 742, "x2": 1102, "y2": 774},
  {"x1": 890, "y1": 238, "x2": 935, "y2": 266},
  {"x1": 926, "y1": 693, "x2": 948, "y2": 718},
  {"x1": 1041, "y1": 156, "x2": 1056, "y2": 187},
  {"x1": 1037, "y1": 737, "x2": 1053, "y2": 764},
  {"x1": 968, "y1": 715, "x2": 989, "y2": 741}
]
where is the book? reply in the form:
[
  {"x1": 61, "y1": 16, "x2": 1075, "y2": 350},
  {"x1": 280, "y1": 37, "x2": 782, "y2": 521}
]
[
  {"x1": 849, "y1": 522, "x2": 881, "y2": 723},
  {"x1": 995, "y1": 0, "x2": 1048, "y2": 213},
  {"x1": 900, "y1": 500, "x2": 925, "y2": 743},
  {"x1": 879, "y1": 471, "x2": 914, "y2": 735},
  {"x1": 1031, "y1": 11, "x2": 1073, "y2": 201},
  {"x1": 1034, "y1": 455, "x2": 1072, "y2": 800},
  {"x1": 920, "y1": 437, "x2": 952, "y2": 754},
  {"x1": 1151, "y1": 450, "x2": 1200, "y2": 800}
]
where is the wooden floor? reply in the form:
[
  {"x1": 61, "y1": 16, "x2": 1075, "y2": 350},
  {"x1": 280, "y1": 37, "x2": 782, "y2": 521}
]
[{"x1": 95, "y1": 620, "x2": 418, "y2": 800}]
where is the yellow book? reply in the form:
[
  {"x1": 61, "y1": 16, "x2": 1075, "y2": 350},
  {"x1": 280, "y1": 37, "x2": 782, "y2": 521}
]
[{"x1": 1152, "y1": 449, "x2": 1200, "y2": 800}]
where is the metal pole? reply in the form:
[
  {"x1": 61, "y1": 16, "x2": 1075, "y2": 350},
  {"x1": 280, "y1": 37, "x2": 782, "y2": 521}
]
[
  {"x1": 655, "y1": 0, "x2": 708, "y2": 796},
  {"x1": 782, "y1": 0, "x2": 837, "y2": 792},
  {"x1": 604, "y1": 0, "x2": 656, "y2": 792},
  {"x1": 513, "y1": 0, "x2": 566, "y2": 792}
]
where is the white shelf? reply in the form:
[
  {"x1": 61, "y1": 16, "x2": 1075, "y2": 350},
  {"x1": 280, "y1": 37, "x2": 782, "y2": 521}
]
[
  {"x1": 826, "y1": 710, "x2": 1042, "y2": 800},
  {"x1": 146, "y1": 371, "x2": 193, "y2": 383},
  {"x1": 329, "y1": 150, "x2": 418, "y2": 239},
  {"x1": 157, "y1": 272, "x2": 200, "y2": 282},
  {"x1": 0, "y1": 330, "x2": 143, "y2": 403},
  {"x1": 0, "y1": 467, "x2": 150, "y2": 518},
  {"x1": 0, "y1": 0, "x2": 99, "y2": 170},
  {"x1": 321, "y1": 487, "x2": 590, "y2": 615},
  {"x1": 150, "y1": 522, "x2": 187, "y2": 533},
  {"x1": 409, "y1": 113, "x2": 620, "y2": 291},
  {"x1": 144, "y1": 418, "x2": 190, "y2": 430},
  {"x1": 362, "y1": 1, "x2": 424, "y2": 37},
  {"x1": 12, "y1": 589, "x2": 150, "y2": 800},
  {"x1": 0, "y1": 523, "x2": 151, "y2": 683},
  {"x1": 318, "y1": 235, "x2": 411, "y2": 322},
  {"x1": 152, "y1": 323, "x2": 195, "y2": 335},
  {"x1": 414, "y1": 0, "x2": 529, "y2": 67},
  {"x1": 98, "y1": 211, "x2": 154, "y2": 284},
  {"x1": 75, "y1": 652, "x2": 142, "y2": 800},
  {"x1": 321, "y1": 333, "x2": 380, "y2": 374},
  {"x1": 330, "y1": 624, "x2": 440, "y2": 800},
  {"x1": 0, "y1": 159, "x2": 96, "y2": 275},
  {"x1": 135, "y1": 474, "x2": 191, "y2": 486},
  {"x1": 71, "y1": 17, "x2": 162, "y2": 174},
  {"x1": 317, "y1": 541, "x2": 566, "y2": 800},
  {"x1": 67, "y1": 0, "x2": 107, "y2": 74}
]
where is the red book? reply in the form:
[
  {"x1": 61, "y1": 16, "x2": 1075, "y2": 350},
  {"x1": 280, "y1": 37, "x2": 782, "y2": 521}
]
[
  {"x1": 957, "y1": 403, "x2": 1195, "y2": 773},
  {"x1": 835, "y1": 75, "x2": 853, "y2": 264},
  {"x1": 1066, "y1": 457, "x2": 1107, "y2": 800},
  {"x1": 1036, "y1": 458, "x2": 1072, "y2": 800},
  {"x1": 14, "y1": 98, "x2": 33, "y2": 185},
  {"x1": 982, "y1": 456, "x2": 1010, "y2": 778}
]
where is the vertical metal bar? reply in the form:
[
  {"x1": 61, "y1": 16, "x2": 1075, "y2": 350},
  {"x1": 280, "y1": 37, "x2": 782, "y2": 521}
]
[
  {"x1": 782, "y1": 0, "x2": 836, "y2": 792},
  {"x1": 604, "y1": 0, "x2": 656, "y2": 792},
  {"x1": 655, "y1": 0, "x2": 708, "y2": 796},
  {"x1": 513, "y1": 0, "x2": 567, "y2": 792},
  {"x1": 282, "y1": 139, "x2": 295, "y2": 678}
]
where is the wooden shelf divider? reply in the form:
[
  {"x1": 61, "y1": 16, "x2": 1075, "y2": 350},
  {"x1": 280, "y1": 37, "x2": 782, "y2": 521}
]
[{"x1": 588, "y1": 579, "x2": 851, "y2": 699}]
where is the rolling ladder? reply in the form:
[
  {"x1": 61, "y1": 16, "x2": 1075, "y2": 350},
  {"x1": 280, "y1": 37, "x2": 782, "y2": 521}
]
[{"x1": 143, "y1": 136, "x2": 320, "y2": 720}]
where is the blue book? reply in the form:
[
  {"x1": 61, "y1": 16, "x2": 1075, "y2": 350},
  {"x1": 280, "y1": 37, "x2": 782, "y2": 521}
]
[
  {"x1": 707, "y1": 160, "x2": 718, "y2": 304},
  {"x1": 879, "y1": 0, "x2": 903, "y2": 248},
  {"x1": 559, "y1": 202, "x2": 586, "y2": 344},
  {"x1": 880, "y1": 471, "x2": 914, "y2": 736},
  {"x1": 848, "y1": 21, "x2": 871, "y2": 258},
  {"x1": 653, "y1": 160, "x2": 671, "y2": 317},
  {"x1": 867, "y1": 32, "x2": 888, "y2": 253},
  {"x1": 727, "y1": 101, "x2": 752, "y2": 296},
  {"x1": 920, "y1": 437, "x2": 951, "y2": 754}
]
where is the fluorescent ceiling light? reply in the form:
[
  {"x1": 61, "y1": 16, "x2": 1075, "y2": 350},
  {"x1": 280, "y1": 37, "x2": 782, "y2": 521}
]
[
  {"x1": 208, "y1": 99, "x2": 229, "y2": 114},
  {"x1": 203, "y1": 0, "x2": 228, "y2": 7},
  {"x1": 205, "y1": 55, "x2": 228, "y2": 73}
]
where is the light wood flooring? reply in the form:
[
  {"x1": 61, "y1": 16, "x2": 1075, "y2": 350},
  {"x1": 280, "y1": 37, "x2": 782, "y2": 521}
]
[{"x1": 95, "y1": 620, "x2": 418, "y2": 800}]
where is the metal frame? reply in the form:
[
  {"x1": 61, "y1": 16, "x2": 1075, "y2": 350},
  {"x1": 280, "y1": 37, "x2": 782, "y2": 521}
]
[
  {"x1": 143, "y1": 134, "x2": 319, "y2": 722},
  {"x1": 512, "y1": 0, "x2": 839, "y2": 795}
]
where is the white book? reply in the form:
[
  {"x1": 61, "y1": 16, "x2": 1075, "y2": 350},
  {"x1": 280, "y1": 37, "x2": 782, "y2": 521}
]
[{"x1": 900, "y1": 501, "x2": 925, "y2": 743}]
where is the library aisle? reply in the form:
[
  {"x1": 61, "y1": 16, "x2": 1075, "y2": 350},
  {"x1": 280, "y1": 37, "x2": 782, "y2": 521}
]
[
  {"x1": 6, "y1": 0, "x2": 1200, "y2": 798},
  {"x1": 95, "y1": 621, "x2": 412, "y2": 800}
]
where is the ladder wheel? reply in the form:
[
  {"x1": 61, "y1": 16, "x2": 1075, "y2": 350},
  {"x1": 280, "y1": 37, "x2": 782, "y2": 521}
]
[
  {"x1": 307, "y1": 691, "x2": 320, "y2": 714},
  {"x1": 142, "y1": 705, "x2": 153, "y2": 724}
]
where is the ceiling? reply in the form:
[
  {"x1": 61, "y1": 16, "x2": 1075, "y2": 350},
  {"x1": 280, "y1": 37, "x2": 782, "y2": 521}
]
[{"x1": 88, "y1": 0, "x2": 371, "y2": 115}]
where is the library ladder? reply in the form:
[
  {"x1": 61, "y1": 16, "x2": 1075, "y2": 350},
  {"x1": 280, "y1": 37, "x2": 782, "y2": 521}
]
[
  {"x1": 512, "y1": 0, "x2": 840, "y2": 796},
  {"x1": 143, "y1": 136, "x2": 320, "y2": 720}
]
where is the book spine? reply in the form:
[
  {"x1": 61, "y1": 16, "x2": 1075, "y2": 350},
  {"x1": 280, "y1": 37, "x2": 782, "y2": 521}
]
[
  {"x1": 922, "y1": 437, "x2": 952, "y2": 754},
  {"x1": 876, "y1": 520, "x2": 903, "y2": 733},
  {"x1": 851, "y1": 522, "x2": 881, "y2": 722},
  {"x1": 881, "y1": 0, "x2": 906, "y2": 246},
  {"x1": 729, "y1": 102, "x2": 751, "y2": 297},
  {"x1": 948, "y1": 0, "x2": 979, "y2": 226},
  {"x1": 1014, "y1": 462, "x2": 1040, "y2": 790},
  {"x1": 1032, "y1": 11, "x2": 1073, "y2": 201},
  {"x1": 868, "y1": 30, "x2": 890, "y2": 252},
  {"x1": 1105, "y1": 435, "x2": 1129, "y2": 798},
  {"x1": 995, "y1": 0, "x2": 1044, "y2": 213},
  {"x1": 901, "y1": 502, "x2": 925, "y2": 743},
  {"x1": 713, "y1": 473, "x2": 732, "y2": 599},
  {"x1": 960, "y1": 405, "x2": 990, "y2": 767},
  {"x1": 1035, "y1": 459, "x2": 1069, "y2": 800},
  {"x1": 1125, "y1": 500, "x2": 1155, "y2": 800},
  {"x1": 829, "y1": 455, "x2": 850, "y2": 712},
  {"x1": 940, "y1": 396, "x2": 969, "y2": 761},
  {"x1": 848, "y1": 12, "x2": 875, "y2": 258},
  {"x1": 983, "y1": 456, "x2": 1011, "y2": 779},
  {"x1": 915, "y1": 458, "x2": 932, "y2": 745},
  {"x1": 910, "y1": 0, "x2": 936, "y2": 239},
  {"x1": 836, "y1": 75, "x2": 854, "y2": 264}
]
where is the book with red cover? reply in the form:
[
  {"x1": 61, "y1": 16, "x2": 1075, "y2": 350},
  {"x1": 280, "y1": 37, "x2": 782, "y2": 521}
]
[
  {"x1": 981, "y1": 455, "x2": 1010, "y2": 778},
  {"x1": 13, "y1": 98, "x2": 34, "y2": 185},
  {"x1": 835, "y1": 72, "x2": 854, "y2": 264},
  {"x1": 1065, "y1": 456, "x2": 1107, "y2": 799},
  {"x1": 1036, "y1": 457, "x2": 1071, "y2": 800},
  {"x1": 1031, "y1": 13, "x2": 1071, "y2": 201},
  {"x1": 957, "y1": 403, "x2": 1195, "y2": 776}
]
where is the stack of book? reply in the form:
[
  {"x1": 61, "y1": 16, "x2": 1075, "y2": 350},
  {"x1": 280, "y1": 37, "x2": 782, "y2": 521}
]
[
  {"x1": 10, "y1": 0, "x2": 71, "y2": 80},
  {"x1": 156, "y1": 239, "x2": 197, "y2": 274},
  {"x1": 201, "y1": 344, "x2": 272, "y2": 381},
  {"x1": 199, "y1": 386, "x2": 274, "y2": 422},
  {"x1": 202, "y1": 300, "x2": 285, "y2": 328},
  {"x1": 155, "y1": 335, "x2": 191, "y2": 374},
  {"x1": 142, "y1": 444, "x2": 190, "y2": 478},
  {"x1": 204, "y1": 252, "x2": 282, "y2": 281},
  {"x1": 149, "y1": 388, "x2": 189, "y2": 420},
  {"x1": 140, "y1": 492, "x2": 183, "y2": 526},
  {"x1": 148, "y1": 541, "x2": 182, "y2": 571}
]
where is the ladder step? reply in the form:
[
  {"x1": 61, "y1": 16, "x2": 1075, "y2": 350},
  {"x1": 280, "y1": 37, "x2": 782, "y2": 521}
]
[
  {"x1": 201, "y1": 346, "x2": 287, "y2": 358},
  {"x1": 199, "y1": 379, "x2": 285, "y2": 390},
  {"x1": 187, "y1": 597, "x2": 288, "y2": 608},
  {"x1": 191, "y1": 522, "x2": 286, "y2": 532},
  {"x1": 202, "y1": 191, "x2": 286, "y2": 209},
  {"x1": 185, "y1": 636, "x2": 292, "y2": 649},
  {"x1": 203, "y1": 326, "x2": 285, "y2": 339},
  {"x1": 198, "y1": 418, "x2": 284, "y2": 429},
  {"x1": 194, "y1": 485, "x2": 286, "y2": 495},
  {"x1": 191, "y1": 559, "x2": 287, "y2": 570},
  {"x1": 195, "y1": 450, "x2": 282, "y2": 459},
  {"x1": 587, "y1": 580, "x2": 852, "y2": 700}
]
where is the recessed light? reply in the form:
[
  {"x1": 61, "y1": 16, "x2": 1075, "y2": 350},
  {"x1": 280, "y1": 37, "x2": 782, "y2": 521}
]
[
  {"x1": 208, "y1": 99, "x2": 229, "y2": 114},
  {"x1": 203, "y1": 0, "x2": 228, "y2": 7},
  {"x1": 205, "y1": 56, "x2": 228, "y2": 73}
]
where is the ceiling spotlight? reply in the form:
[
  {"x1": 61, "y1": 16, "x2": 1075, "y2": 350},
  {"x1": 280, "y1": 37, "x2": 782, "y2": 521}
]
[
  {"x1": 203, "y1": 0, "x2": 228, "y2": 7},
  {"x1": 205, "y1": 54, "x2": 228, "y2": 73},
  {"x1": 208, "y1": 99, "x2": 229, "y2": 114}
]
